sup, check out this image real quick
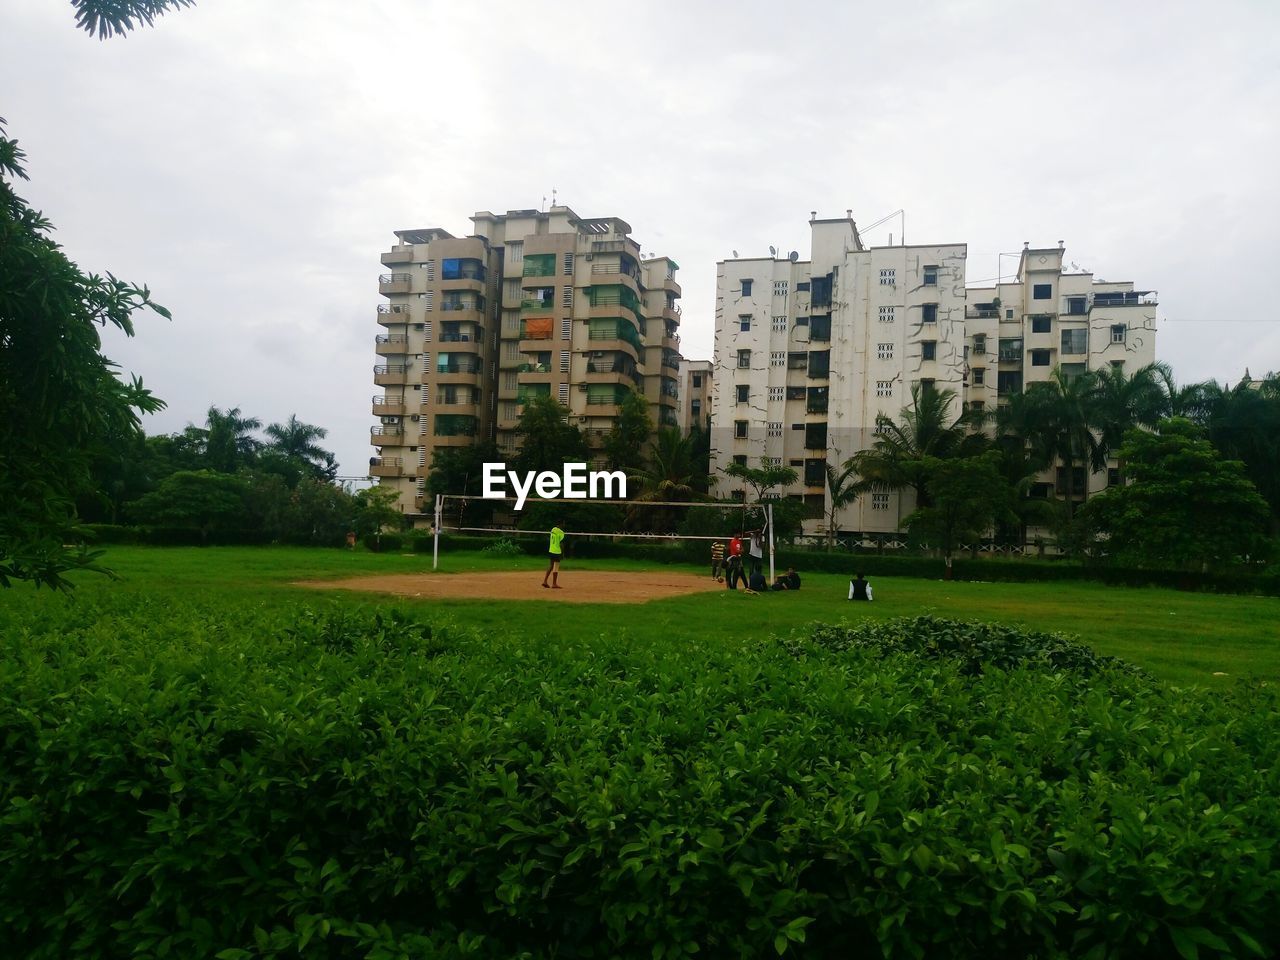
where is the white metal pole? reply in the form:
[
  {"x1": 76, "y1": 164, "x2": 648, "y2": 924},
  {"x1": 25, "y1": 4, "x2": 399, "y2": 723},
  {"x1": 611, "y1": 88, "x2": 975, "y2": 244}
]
[
  {"x1": 767, "y1": 502, "x2": 775, "y2": 584},
  {"x1": 433, "y1": 494, "x2": 442, "y2": 570}
]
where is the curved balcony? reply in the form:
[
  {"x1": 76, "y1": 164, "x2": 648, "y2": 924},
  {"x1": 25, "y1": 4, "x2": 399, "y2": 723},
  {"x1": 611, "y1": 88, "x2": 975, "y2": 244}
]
[
  {"x1": 370, "y1": 426, "x2": 404, "y2": 446},
  {"x1": 377, "y1": 303, "x2": 413, "y2": 325},
  {"x1": 375, "y1": 333, "x2": 409, "y2": 355},
  {"x1": 374, "y1": 364, "x2": 412, "y2": 386},
  {"x1": 379, "y1": 273, "x2": 413, "y2": 295},
  {"x1": 590, "y1": 262, "x2": 642, "y2": 295},
  {"x1": 368, "y1": 456, "x2": 405, "y2": 477},
  {"x1": 372, "y1": 395, "x2": 406, "y2": 417},
  {"x1": 432, "y1": 362, "x2": 485, "y2": 387}
]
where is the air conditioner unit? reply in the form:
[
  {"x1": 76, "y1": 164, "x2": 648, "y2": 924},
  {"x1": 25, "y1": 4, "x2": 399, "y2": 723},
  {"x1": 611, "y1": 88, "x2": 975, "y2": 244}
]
[
  {"x1": 578, "y1": 416, "x2": 589, "y2": 423},
  {"x1": 410, "y1": 414, "x2": 420, "y2": 422}
]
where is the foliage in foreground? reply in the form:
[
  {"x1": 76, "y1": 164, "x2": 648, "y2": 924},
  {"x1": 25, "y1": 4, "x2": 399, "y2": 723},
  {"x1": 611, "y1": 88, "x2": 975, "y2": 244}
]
[{"x1": 0, "y1": 597, "x2": 1277, "y2": 959}]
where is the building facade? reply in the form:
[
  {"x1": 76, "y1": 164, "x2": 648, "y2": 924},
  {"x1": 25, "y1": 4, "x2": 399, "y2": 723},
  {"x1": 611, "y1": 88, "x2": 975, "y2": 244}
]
[
  {"x1": 678, "y1": 358, "x2": 712, "y2": 433},
  {"x1": 373, "y1": 206, "x2": 681, "y2": 519},
  {"x1": 709, "y1": 217, "x2": 1157, "y2": 536}
]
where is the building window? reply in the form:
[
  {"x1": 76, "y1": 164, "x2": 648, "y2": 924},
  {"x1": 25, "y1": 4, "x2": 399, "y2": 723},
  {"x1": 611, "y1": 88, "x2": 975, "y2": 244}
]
[
  {"x1": 1061, "y1": 328, "x2": 1088, "y2": 355},
  {"x1": 770, "y1": 352, "x2": 785, "y2": 367},
  {"x1": 1033, "y1": 283, "x2": 1052, "y2": 300},
  {"x1": 876, "y1": 380, "x2": 893, "y2": 397},
  {"x1": 736, "y1": 384, "x2": 749, "y2": 404},
  {"x1": 734, "y1": 420, "x2": 748, "y2": 439},
  {"x1": 691, "y1": 400, "x2": 701, "y2": 418},
  {"x1": 1108, "y1": 467, "x2": 1122, "y2": 487},
  {"x1": 772, "y1": 315, "x2": 788, "y2": 332},
  {"x1": 879, "y1": 268, "x2": 896, "y2": 286},
  {"x1": 796, "y1": 281, "x2": 810, "y2": 292},
  {"x1": 972, "y1": 367, "x2": 985, "y2": 385},
  {"x1": 1031, "y1": 315, "x2": 1052, "y2": 333},
  {"x1": 739, "y1": 315, "x2": 752, "y2": 332},
  {"x1": 969, "y1": 400, "x2": 985, "y2": 413},
  {"x1": 872, "y1": 492, "x2": 890, "y2": 510},
  {"x1": 998, "y1": 371, "x2": 1023, "y2": 395},
  {"x1": 922, "y1": 303, "x2": 938, "y2": 324},
  {"x1": 805, "y1": 422, "x2": 827, "y2": 449},
  {"x1": 972, "y1": 333, "x2": 986, "y2": 355},
  {"x1": 741, "y1": 279, "x2": 753, "y2": 296},
  {"x1": 809, "y1": 316, "x2": 831, "y2": 341},
  {"x1": 773, "y1": 280, "x2": 789, "y2": 296},
  {"x1": 877, "y1": 342, "x2": 894, "y2": 361},
  {"x1": 1006, "y1": 308, "x2": 1014, "y2": 320},
  {"x1": 692, "y1": 374, "x2": 702, "y2": 388},
  {"x1": 1067, "y1": 296, "x2": 1087, "y2": 315},
  {"x1": 1031, "y1": 349, "x2": 1051, "y2": 367},
  {"x1": 768, "y1": 386, "x2": 784, "y2": 401},
  {"x1": 738, "y1": 349, "x2": 752, "y2": 368},
  {"x1": 786, "y1": 386, "x2": 805, "y2": 400},
  {"x1": 922, "y1": 341, "x2": 937, "y2": 361},
  {"x1": 767, "y1": 421, "x2": 782, "y2": 437},
  {"x1": 807, "y1": 351, "x2": 830, "y2": 378},
  {"x1": 879, "y1": 306, "x2": 896, "y2": 323},
  {"x1": 923, "y1": 265, "x2": 938, "y2": 286},
  {"x1": 1111, "y1": 324, "x2": 1127, "y2": 344}
]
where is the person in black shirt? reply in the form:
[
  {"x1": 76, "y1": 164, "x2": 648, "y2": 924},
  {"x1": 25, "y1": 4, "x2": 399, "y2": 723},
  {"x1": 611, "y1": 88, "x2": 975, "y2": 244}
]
[
  {"x1": 771, "y1": 567, "x2": 801, "y2": 590},
  {"x1": 848, "y1": 572, "x2": 873, "y2": 601}
]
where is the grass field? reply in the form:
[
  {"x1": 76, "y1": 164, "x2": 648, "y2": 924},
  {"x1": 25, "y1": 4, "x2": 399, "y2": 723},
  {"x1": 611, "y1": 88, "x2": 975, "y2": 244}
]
[{"x1": 10, "y1": 545, "x2": 1278, "y2": 688}]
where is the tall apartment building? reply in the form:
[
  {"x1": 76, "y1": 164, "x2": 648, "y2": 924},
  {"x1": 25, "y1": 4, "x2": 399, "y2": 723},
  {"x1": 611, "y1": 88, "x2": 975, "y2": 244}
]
[
  {"x1": 678, "y1": 358, "x2": 712, "y2": 433},
  {"x1": 709, "y1": 216, "x2": 1157, "y2": 536},
  {"x1": 373, "y1": 206, "x2": 682, "y2": 518}
]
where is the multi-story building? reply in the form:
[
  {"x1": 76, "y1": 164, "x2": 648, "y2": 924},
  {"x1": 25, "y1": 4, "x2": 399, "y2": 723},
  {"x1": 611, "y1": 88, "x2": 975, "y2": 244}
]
[
  {"x1": 709, "y1": 217, "x2": 1157, "y2": 537},
  {"x1": 678, "y1": 358, "x2": 712, "y2": 433},
  {"x1": 373, "y1": 206, "x2": 681, "y2": 519}
]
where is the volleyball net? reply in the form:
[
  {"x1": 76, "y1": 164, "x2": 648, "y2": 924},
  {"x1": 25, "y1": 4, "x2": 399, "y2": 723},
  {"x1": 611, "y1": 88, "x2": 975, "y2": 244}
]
[{"x1": 431, "y1": 493, "x2": 776, "y2": 578}]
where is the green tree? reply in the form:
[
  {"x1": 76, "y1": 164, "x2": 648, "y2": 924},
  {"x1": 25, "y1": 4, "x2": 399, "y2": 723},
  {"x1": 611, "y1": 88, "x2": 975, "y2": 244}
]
[
  {"x1": 70, "y1": 0, "x2": 194, "y2": 38},
  {"x1": 628, "y1": 427, "x2": 707, "y2": 532},
  {"x1": 823, "y1": 461, "x2": 865, "y2": 551},
  {"x1": 512, "y1": 395, "x2": 588, "y2": 477},
  {"x1": 602, "y1": 389, "x2": 653, "y2": 472},
  {"x1": 722, "y1": 463, "x2": 800, "y2": 503},
  {"x1": 0, "y1": 122, "x2": 167, "y2": 589},
  {"x1": 1091, "y1": 362, "x2": 1167, "y2": 466},
  {"x1": 426, "y1": 440, "x2": 501, "y2": 529},
  {"x1": 1084, "y1": 419, "x2": 1271, "y2": 570},
  {"x1": 352, "y1": 486, "x2": 402, "y2": 537},
  {"x1": 904, "y1": 452, "x2": 1016, "y2": 571},
  {"x1": 1200, "y1": 376, "x2": 1280, "y2": 531},
  {"x1": 1022, "y1": 367, "x2": 1101, "y2": 519},
  {"x1": 851, "y1": 384, "x2": 976, "y2": 509},
  {"x1": 202, "y1": 405, "x2": 262, "y2": 473},
  {"x1": 127, "y1": 470, "x2": 249, "y2": 543},
  {"x1": 264, "y1": 414, "x2": 337, "y2": 482}
]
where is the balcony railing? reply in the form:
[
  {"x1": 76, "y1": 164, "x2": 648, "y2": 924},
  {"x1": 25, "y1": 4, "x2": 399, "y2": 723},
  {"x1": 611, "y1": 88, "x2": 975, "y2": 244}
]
[
  {"x1": 371, "y1": 427, "x2": 403, "y2": 440},
  {"x1": 379, "y1": 273, "x2": 412, "y2": 292},
  {"x1": 437, "y1": 362, "x2": 483, "y2": 375},
  {"x1": 520, "y1": 298, "x2": 554, "y2": 313},
  {"x1": 441, "y1": 298, "x2": 483, "y2": 312},
  {"x1": 998, "y1": 350, "x2": 1023, "y2": 363},
  {"x1": 374, "y1": 364, "x2": 408, "y2": 375},
  {"x1": 375, "y1": 334, "x2": 408, "y2": 346},
  {"x1": 519, "y1": 324, "x2": 555, "y2": 340}
]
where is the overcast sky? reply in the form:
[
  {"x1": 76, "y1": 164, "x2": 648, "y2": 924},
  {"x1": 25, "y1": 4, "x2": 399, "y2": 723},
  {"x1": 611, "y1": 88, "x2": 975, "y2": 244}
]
[{"x1": 4, "y1": 0, "x2": 1278, "y2": 478}]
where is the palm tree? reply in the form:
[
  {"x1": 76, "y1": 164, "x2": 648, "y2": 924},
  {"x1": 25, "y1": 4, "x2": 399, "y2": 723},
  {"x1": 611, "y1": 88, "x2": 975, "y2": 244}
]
[
  {"x1": 265, "y1": 414, "x2": 334, "y2": 479},
  {"x1": 823, "y1": 460, "x2": 865, "y2": 551},
  {"x1": 627, "y1": 427, "x2": 707, "y2": 531},
  {"x1": 203, "y1": 406, "x2": 262, "y2": 473},
  {"x1": 1200, "y1": 377, "x2": 1280, "y2": 530},
  {"x1": 1090, "y1": 362, "x2": 1167, "y2": 466},
  {"x1": 1151, "y1": 363, "x2": 1212, "y2": 423},
  {"x1": 1022, "y1": 368, "x2": 1100, "y2": 519},
  {"x1": 850, "y1": 384, "x2": 978, "y2": 509}
]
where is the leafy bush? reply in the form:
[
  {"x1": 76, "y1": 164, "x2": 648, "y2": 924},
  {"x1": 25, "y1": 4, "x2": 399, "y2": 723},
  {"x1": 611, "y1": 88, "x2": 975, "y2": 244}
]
[
  {"x1": 1, "y1": 594, "x2": 1278, "y2": 958},
  {"x1": 795, "y1": 615, "x2": 1144, "y2": 678},
  {"x1": 361, "y1": 533, "x2": 403, "y2": 553},
  {"x1": 480, "y1": 538, "x2": 522, "y2": 557}
]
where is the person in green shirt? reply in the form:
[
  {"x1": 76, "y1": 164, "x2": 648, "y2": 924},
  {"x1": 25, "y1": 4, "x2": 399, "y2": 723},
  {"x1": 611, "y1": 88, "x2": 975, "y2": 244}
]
[{"x1": 542, "y1": 522, "x2": 566, "y2": 589}]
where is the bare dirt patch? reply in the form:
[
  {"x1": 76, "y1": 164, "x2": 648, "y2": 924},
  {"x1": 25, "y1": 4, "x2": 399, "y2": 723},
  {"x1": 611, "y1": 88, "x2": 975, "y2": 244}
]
[{"x1": 293, "y1": 569, "x2": 722, "y2": 604}]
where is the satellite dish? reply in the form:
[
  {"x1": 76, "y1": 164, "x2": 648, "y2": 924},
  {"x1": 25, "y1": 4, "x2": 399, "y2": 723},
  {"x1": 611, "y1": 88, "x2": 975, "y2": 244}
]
[
  {"x1": 732, "y1": 250, "x2": 739, "y2": 258},
  {"x1": 769, "y1": 246, "x2": 777, "y2": 257},
  {"x1": 788, "y1": 251, "x2": 799, "y2": 262}
]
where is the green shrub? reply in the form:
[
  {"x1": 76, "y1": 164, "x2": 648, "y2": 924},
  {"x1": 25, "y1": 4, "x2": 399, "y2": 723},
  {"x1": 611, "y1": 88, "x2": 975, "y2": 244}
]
[
  {"x1": 1, "y1": 595, "x2": 1277, "y2": 958},
  {"x1": 480, "y1": 538, "x2": 522, "y2": 557},
  {"x1": 361, "y1": 532, "x2": 403, "y2": 553}
]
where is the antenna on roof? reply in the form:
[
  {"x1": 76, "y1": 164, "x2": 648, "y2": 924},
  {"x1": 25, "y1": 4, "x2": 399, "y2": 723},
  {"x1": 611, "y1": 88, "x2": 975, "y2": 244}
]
[
  {"x1": 788, "y1": 251, "x2": 799, "y2": 262},
  {"x1": 732, "y1": 250, "x2": 739, "y2": 258},
  {"x1": 769, "y1": 245, "x2": 777, "y2": 258}
]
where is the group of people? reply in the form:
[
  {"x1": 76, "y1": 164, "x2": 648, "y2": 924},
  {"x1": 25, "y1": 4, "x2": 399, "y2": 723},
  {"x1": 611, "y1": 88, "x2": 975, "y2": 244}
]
[{"x1": 710, "y1": 530, "x2": 800, "y2": 594}]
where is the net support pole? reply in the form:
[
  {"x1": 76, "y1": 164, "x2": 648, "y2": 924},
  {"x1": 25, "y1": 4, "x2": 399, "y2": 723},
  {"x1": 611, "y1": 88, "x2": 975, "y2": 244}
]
[
  {"x1": 767, "y1": 502, "x2": 775, "y2": 584},
  {"x1": 433, "y1": 494, "x2": 442, "y2": 570}
]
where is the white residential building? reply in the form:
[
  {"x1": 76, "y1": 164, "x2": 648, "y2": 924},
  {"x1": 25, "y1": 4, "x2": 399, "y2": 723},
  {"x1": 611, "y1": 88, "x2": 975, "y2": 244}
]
[{"x1": 709, "y1": 217, "x2": 1157, "y2": 538}]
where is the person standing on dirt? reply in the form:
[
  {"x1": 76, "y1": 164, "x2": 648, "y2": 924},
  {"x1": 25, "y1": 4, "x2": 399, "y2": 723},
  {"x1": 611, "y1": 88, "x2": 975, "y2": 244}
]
[
  {"x1": 710, "y1": 540, "x2": 726, "y2": 581},
  {"x1": 542, "y1": 522, "x2": 565, "y2": 589},
  {"x1": 748, "y1": 528, "x2": 764, "y2": 578}
]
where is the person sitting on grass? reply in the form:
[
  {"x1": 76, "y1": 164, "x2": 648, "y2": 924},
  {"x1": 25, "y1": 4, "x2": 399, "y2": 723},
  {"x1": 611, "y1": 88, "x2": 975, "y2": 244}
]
[
  {"x1": 746, "y1": 568, "x2": 768, "y2": 594},
  {"x1": 848, "y1": 572, "x2": 873, "y2": 601},
  {"x1": 542, "y1": 522, "x2": 565, "y2": 590},
  {"x1": 771, "y1": 567, "x2": 801, "y2": 591}
]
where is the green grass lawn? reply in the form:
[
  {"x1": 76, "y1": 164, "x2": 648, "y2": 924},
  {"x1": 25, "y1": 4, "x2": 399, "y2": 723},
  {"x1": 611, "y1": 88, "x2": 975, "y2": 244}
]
[{"x1": 7, "y1": 545, "x2": 1276, "y2": 688}]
